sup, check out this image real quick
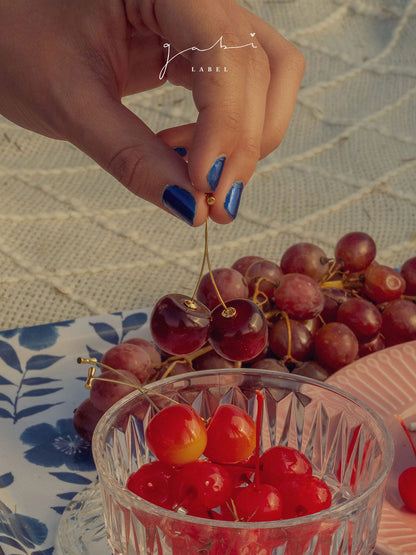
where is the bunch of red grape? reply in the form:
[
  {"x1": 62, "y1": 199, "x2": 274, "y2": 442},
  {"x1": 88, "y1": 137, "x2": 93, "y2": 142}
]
[
  {"x1": 150, "y1": 231, "x2": 416, "y2": 380},
  {"x1": 126, "y1": 394, "x2": 332, "y2": 523},
  {"x1": 73, "y1": 231, "x2": 416, "y2": 442},
  {"x1": 73, "y1": 338, "x2": 159, "y2": 442}
]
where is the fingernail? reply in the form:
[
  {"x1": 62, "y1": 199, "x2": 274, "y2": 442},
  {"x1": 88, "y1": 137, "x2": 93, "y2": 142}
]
[
  {"x1": 207, "y1": 155, "x2": 226, "y2": 191},
  {"x1": 173, "y1": 147, "x2": 187, "y2": 157},
  {"x1": 162, "y1": 185, "x2": 196, "y2": 226},
  {"x1": 224, "y1": 181, "x2": 243, "y2": 219}
]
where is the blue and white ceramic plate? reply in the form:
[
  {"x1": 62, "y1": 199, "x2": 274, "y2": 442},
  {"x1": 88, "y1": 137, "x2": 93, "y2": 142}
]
[{"x1": 0, "y1": 309, "x2": 152, "y2": 555}]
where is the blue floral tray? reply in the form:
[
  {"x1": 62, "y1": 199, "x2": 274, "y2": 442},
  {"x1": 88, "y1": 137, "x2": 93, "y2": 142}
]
[{"x1": 0, "y1": 309, "x2": 152, "y2": 555}]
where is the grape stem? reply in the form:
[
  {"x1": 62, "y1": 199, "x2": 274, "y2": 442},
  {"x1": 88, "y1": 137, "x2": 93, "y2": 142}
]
[{"x1": 252, "y1": 278, "x2": 272, "y2": 306}]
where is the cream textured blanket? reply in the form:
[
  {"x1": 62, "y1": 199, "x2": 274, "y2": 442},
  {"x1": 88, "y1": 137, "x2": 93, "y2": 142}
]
[{"x1": 0, "y1": 0, "x2": 415, "y2": 330}]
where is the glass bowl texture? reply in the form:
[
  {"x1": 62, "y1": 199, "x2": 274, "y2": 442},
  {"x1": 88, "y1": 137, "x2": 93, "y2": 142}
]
[{"x1": 92, "y1": 369, "x2": 394, "y2": 555}]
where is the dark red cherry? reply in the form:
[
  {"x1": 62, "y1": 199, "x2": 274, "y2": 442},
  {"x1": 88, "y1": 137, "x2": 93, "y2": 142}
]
[
  {"x1": 209, "y1": 299, "x2": 268, "y2": 361},
  {"x1": 150, "y1": 293, "x2": 211, "y2": 355}
]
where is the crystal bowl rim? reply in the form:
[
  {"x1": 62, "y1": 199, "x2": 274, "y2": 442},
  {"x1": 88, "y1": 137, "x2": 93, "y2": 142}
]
[{"x1": 92, "y1": 368, "x2": 394, "y2": 530}]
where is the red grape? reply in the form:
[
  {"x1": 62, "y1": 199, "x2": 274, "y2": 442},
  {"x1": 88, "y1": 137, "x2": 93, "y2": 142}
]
[
  {"x1": 269, "y1": 318, "x2": 314, "y2": 362},
  {"x1": 250, "y1": 357, "x2": 290, "y2": 372},
  {"x1": 381, "y1": 299, "x2": 416, "y2": 346},
  {"x1": 72, "y1": 397, "x2": 104, "y2": 443},
  {"x1": 337, "y1": 297, "x2": 382, "y2": 341},
  {"x1": 292, "y1": 360, "x2": 330, "y2": 381},
  {"x1": 209, "y1": 299, "x2": 268, "y2": 361},
  {"x1": 150, "y1": 294, "x2": 211, "y2": 355},
  {"x1": 89, "y1": 368, "x2": 141, "y2": 412},
  {"x1": 124, "y1": 337, "x2": 162, "y2": 366},
  {"x1": 245, "y1": 259, "x2": 283, "y2": 299},
  {"x1": 196, "y1": 268, "x2": 249, "y2": 310},
  {"x1": 321, "y1": 287, "x2": 350, "y2": 322},
  {"x1": 101, "y1": 343, "x2": 153, "y2": 382},
  {"x1": 362, "y1": 263, "x2": 406, "y2": 304},
  {"x1": 335, "y1": 231, "x2": 376, "y2": 272},
  {"x1": 273, "y1": 273, "x2": 324, "y2": 320},
  {"x1": 314, "y1": 322, "x2": 359, "y2": 372},
  {"x1": 401, "y1": 256, "x2": 416, "y2": 295},
  {"x1": 280, "y1": 242, "x2": 330, "y2": 281},
  {"x1": 193, "y1": 349, "x2": 237, "y2": 370},
  {"x1": 358, "y1": 333, "x2": 385, "y2": 357},
  {"x1": 232, "y1": 255, "x2": 263, "y2": 276}
]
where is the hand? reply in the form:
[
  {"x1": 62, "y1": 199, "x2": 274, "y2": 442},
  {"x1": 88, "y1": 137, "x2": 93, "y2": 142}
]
[{"x1": 0, "y1": 0, "x2": 304, "y2": 226}]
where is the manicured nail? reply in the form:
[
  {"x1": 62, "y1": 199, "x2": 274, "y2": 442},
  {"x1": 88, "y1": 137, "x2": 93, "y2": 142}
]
[
  {"x1": 207, "y1": 155, "x2": 226, "y2": 191},
  {"x1": 173, "y1": 147, "x2": 187, "y2": 157},
  {"x1": 162, "y1": 185, "x2": 196, "y2": 226},
  {"x1": 224, "y1": 181, "x2": 243, "y2": 219}
]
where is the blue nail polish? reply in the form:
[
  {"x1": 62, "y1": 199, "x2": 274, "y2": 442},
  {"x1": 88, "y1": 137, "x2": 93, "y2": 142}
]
[
  {"x1": 207, "y1": 155, "x2": 226, "y2": 191},
  {"x1": 162, "y1": 185, "x2": 196, "y2": 226},
  {"x1": 173, "y1": 147, "x2": 187, "y2": 157},
  {"x1": 224, "y1": 181, "x2": 243, "y2": 219}
]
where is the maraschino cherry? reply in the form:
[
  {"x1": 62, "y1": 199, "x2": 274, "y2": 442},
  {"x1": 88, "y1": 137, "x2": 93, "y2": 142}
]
[
  {"x1": 396, "y1": 414, "x2": 416, "y2": 512},
  {"x1": 145, "y1": 403, "x2": 207, "y2": 466}
]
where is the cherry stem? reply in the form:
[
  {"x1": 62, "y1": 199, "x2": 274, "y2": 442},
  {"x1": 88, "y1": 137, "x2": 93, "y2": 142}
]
[
  {"x1": 395, "y1": 414, "x2": 416, "y2": 458},
  {"x1": 254, "y1": 389, "x2": 264, "y2": 488},
  {"x1": 191, "y1": 219, "x2": 235, "y2": 316},
  {"x1": 77, "y1": 357, "x2": 178, "y2": 411}
]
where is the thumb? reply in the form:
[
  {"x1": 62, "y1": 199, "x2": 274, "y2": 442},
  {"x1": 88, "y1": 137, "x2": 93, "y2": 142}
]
[{"x1": 67, "y1": 90, "x2": 208, "y2": 227}]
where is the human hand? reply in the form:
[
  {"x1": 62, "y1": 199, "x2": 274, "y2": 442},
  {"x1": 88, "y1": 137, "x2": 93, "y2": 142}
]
[{"x1": 0, "y1": 0, "x2": 304, "y2": 226}]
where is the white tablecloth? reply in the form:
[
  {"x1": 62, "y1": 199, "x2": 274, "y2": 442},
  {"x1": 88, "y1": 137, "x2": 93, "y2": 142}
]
[{"x1": 1, "y1": 0, "x2": 415, "y2": 332}]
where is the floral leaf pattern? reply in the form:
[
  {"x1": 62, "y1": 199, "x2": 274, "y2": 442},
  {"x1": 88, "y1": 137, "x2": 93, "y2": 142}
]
[
  {"x1": 0, "y1": 309, "x2": 149, "y2": 553},
  {"x1": 0, "y1": 472, "x2": 14, "y2": 488},
  {"x1": 89, "y1": 322, "x2": 119, "y2": 345},
  {"x1": 0, "y1": 339, "x2": 22, "y2": 372}
]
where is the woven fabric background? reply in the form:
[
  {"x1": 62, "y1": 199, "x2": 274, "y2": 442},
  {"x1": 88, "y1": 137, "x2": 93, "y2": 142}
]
[{"x1": 0, "y1": 0, "x2": 415, "y2": 331}]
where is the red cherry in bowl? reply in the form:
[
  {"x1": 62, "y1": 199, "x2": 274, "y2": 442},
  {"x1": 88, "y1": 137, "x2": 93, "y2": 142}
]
[
  {"x1": 204, "y1": 404, "x2": 256, "y2": 465},
  {"x1": 145, "y1": 404, "x2": 207, "y2": 466},
  {"x1": 126, "y1": 460, "x2": 177, "y2": 509},
  {"x1": 232, "y1": 482, "x2": 283, "y2": 522},
  {"x1": 277, "y1": 474, "x2": 332, "y2": 519},
  {"x1": 172, "y1": 460, "x2": 233, "y2": 515},
  {"x1": 259, "y1": 445, "x2": 312, "y2": 488}
]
